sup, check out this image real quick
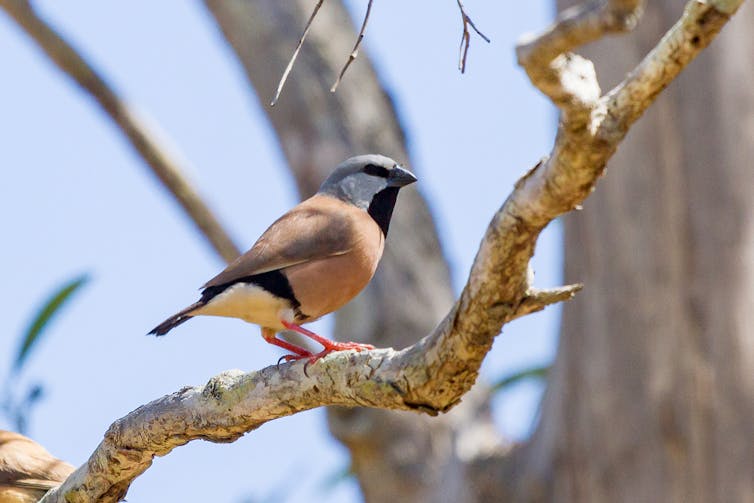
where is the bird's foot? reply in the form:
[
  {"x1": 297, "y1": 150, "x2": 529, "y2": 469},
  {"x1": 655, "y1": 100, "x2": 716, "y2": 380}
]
[
  {"x1": 307, "y1": 341, "x2": 377, "y2": 376},
  {"x1": 318, "y1": 340, "x2": 375, "y2": 353},
  {"x1": 264, "y1": 327, "x2": 315, "y2": 369},
  {"x1": 281, "y1": 321, "x2": 375, "y2": 358},
  {"x1": 278, "y1": 342, "x2": 373, "y2": 364},
  {"x1": 299, "y1": 343, "x2": 374, "y2": 376},
  {"x1": 279, "y1": 321, "x2": 375, "y2": 374}
]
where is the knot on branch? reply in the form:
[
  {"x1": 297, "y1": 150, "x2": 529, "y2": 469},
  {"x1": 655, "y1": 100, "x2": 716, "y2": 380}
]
[
  {"x1": 202, "y1": 369, "x2": 246, "y2": 402},
  {"x1": 556, "y1": 54, "x2": 600, "y2": 106}
]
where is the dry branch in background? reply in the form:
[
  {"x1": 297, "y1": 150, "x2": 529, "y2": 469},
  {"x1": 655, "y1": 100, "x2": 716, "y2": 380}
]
[
  {"x1": 0, "y1": 0, "x2": 241, "y2": 263},
  {"x1": 272, "y1": 0, "x2": 489, "y2": 105},
  {"x1": 0, "y1": 0, "x2": 742, "y2": 500},
  {"x1": 269, "y1": 0, "x2": 324, "y2": 106},
  {"x1": 331, "y1": 0, "x2": 374, "y2": 92},
  {"x1": 455, "y1": 0, "x2": 490, "y2": 73}
]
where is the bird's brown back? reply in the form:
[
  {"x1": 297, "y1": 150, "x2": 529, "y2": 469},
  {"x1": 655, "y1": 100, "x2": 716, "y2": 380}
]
[{"x1": 204, "y1": 194, "x2": 373, "y2": 288}]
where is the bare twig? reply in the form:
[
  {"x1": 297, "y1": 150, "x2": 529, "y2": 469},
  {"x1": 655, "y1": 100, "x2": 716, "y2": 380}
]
[
  {"x1": 275, "y1": 0, "x2": 490, "y2": 98},
  {"x1": 330, "y1": 0, "x2": 374, "y2": 92},
  {"x1": 0, "y1": 0, "x2": 241, "y2": 264},
  {"x1": 456, "y1": 0, "x2": 490, "y2": 73},
  {"x1": 270, "y1": 0, "x2": 325, "y2": 106},
  {"x1": 511, "y1": 284, "x2": 584, "y2": 321}
]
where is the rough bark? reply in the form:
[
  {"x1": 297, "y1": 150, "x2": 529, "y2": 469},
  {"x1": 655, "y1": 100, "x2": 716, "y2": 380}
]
[{"x1": 516, "y1": 1, "x2": 754, "y2": 502}]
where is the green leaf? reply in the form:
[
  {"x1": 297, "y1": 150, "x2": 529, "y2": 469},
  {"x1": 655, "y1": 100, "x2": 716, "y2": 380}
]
[
  {"x1": 491, "y1": 364, "x2": 550, "y2": 393},
  {"x1": 13, "y1": 274, "x2": 90, "y2": 374}
]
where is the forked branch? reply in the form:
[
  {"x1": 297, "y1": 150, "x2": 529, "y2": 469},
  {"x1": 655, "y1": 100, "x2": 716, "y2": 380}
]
[
  {"x1": 456, "y1": 0, "x2": 490, "y2": 73},
  {"x1": 273, "y1": 0, "x2": 492, "y2": 105}
]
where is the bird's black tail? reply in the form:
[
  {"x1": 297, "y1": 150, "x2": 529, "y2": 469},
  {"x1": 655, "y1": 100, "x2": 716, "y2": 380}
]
[{"x1": 148, "y1": 302, "x2": 204, "y2": 336}]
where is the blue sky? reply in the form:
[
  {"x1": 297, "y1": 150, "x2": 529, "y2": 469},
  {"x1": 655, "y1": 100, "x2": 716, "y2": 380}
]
[{"x1": 0, "y1": 1, "x2": 558, "y2": 501}]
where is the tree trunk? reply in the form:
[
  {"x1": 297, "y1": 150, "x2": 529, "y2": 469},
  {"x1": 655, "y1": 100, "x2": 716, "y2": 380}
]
[{"x1": 516, "y1": 1, "x2": 754, "y2": 501}]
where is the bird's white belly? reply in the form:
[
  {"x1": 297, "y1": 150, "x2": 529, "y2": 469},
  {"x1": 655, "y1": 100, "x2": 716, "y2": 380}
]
[{"x1": 194, "y1": 283, "x2": 293, "y2": 329}]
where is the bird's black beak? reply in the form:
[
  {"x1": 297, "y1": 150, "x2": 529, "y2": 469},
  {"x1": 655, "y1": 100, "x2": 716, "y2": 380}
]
[{"x1": 387, "y1": 165, "x2": 418, "y2": 187}]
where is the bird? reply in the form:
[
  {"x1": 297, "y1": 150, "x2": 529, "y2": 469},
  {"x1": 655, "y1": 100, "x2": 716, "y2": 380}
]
[
  {"x1": 0, "y1": 430, "x2": 74, "y2": 503},
  {"x1": 149, "y1": 154, "x2": 417, "y2": 363}
]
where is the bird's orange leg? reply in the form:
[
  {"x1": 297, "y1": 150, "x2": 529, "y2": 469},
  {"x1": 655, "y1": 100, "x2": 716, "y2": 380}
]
[
  {"x1": 281, "y1": 321, "x2": 375, "y2": 363},
  {"x1": 261, "y1": 327, "x2": 313, "y2": 362}
]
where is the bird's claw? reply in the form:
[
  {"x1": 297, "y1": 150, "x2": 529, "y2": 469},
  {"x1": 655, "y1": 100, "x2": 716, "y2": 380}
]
[{"x1": 276, "y1": 352, "x2": 313, "y2": 369}]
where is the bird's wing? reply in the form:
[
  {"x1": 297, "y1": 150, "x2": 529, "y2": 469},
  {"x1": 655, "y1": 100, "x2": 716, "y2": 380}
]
[
  {"x1": 0, "y1": 431, "x2": 74, "y2": 490},
  {"x1": 203, "y1": 195, "x2": 358, "y2": 289},
  {"x1": 10, "y1": 478, "x2": 61, "y2": 491}
]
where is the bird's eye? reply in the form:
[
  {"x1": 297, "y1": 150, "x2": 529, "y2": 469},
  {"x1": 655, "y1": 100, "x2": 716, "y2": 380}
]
[{"x1": 363, "y1": 164, "x2": 390, "y2": 178}]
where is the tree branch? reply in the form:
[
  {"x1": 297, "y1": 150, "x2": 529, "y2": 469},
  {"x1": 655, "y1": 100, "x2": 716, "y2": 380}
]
[
  {"x1": 330, "y1": 0, "x2": 374, "y2": 92},
  {"x1": 0, "y1": 0, "x2": 241, "y2": 263},
  {"x1": 600, "y1": 0, "x2": 738, "y2": 139},
  {"x1": 42, "y1": 263, "x2": 571, "y2": 503},
  {"x1": 29, "y1": 0, "x2": 744, "y2": 500},
  {"x1": 455, "y1": 0, "x2": 490, "y2": 73},
  {"x1": 270, "y1": 0, "x2": 324, "y2": 106},
  {"x1": 511, "y1": 284, "x2": 583, "y2": 322},
  {"x1": 513, "y1": 0, "x2": 740, "y2": 230},
  {"x1": 516, "y1": 0, "x2": 644, "y2": 120}
]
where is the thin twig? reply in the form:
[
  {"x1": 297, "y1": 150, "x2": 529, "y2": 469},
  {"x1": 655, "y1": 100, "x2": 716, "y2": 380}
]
[
  {"x1": 0, "y1": 0, "x2": 241, "y2": 263},
  {"x1": 331, "y1": 0, "x2": 374, "y2": 92},
  {"x1": 456, "y1": 0, "x2": 490, "y2": 73},
  {"x1": 270, "y1": 0, "x2": 325, "y2": 106}
]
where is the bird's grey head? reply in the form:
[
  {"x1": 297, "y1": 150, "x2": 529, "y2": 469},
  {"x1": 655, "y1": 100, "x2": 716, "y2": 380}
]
[
  {"x1": 318, "y1": 154, "x2": 417, "y2": 210},
  {"x1": 319, "y1": 154, "x2": 417, "y2": 236}
]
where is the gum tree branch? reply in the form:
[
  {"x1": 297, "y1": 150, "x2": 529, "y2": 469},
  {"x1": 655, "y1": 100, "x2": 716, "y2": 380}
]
[
  {"x1": 24, "y1": 0, "x2": 743, "y2": 500},
  {"x1": 42, "y1": 272, "x2": 576, "y2": 503},
  {"x1": 600, "y1": 0, "x2": 739, "y2": 138},
  {"x1": 516, "y1": 0, "x2": 644, "y2": 120},
  {"x1": 0, "y1": 0, "x2": 241, "y2": 263},
  {"x1": 512, "y1": 0, "x2": 739, "y2": 233}
]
